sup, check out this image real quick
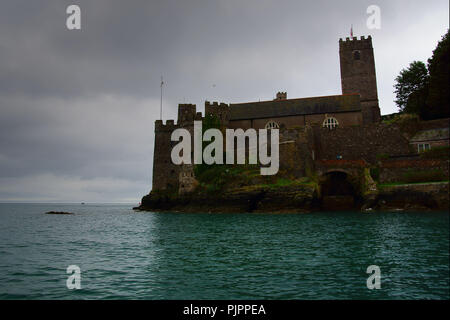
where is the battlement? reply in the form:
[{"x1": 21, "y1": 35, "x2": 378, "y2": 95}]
[
  {"x1": 205, "y1": 101, "x2": 230, "y2": 108},
  {"x1": 155, "y1": 119, "x2": 178, "y2": 131},
  {"x1": 205, "y1": 101, "x2": 231, "y2": 123},
  {"x1": 339, "y1": 35, "x2": 371, "y2": 42},
  {"x1": 339, "y1": 35, "x2": 373, "y2": 50},
  {"x1": 275, "y1": 92, "x2": 287, "y2": 100},
  {"x1": 178, "y1": 103, "x2": 196, "y2": 108}
]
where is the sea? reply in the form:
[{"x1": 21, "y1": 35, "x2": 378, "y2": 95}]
[{"x1": 0, "y1": 203, "x2": 448, "y2": 300}]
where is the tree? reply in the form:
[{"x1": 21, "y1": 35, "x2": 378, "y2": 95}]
[
  {"x1": 406, "y1": 83, "x2": 429, "y2": 116},
  {"x1": 426, "y1": 29, "x2": 450, "y2": 119},
  {"x1": 394, "y1": 61, "x2": 429, "y2": 114},
  {"x1": 393, "y1": 29, "x2": 450, "y2": 120}
]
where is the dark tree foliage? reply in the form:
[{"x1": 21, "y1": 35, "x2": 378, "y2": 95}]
[
  {"x1": 407, "y1": 82, "x2": 429, "y2": 116},
  {"x1": 426, "y1": 29, "x2": 450, "y2": 120},
  {"x1": 394, "y1": 29, "x2": 449, "y2": 120},
  {"x1": 394, "y1": 61, "x2": 429, "y2": 114}
]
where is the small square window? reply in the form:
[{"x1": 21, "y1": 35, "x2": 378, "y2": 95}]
[{"x1": 417, "y1": 143, "x2": 431, "y2": 153}]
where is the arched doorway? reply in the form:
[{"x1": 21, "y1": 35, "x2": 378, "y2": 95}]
[{"x1": 320, "y1": 171, "x2": 357, "y2": 211}]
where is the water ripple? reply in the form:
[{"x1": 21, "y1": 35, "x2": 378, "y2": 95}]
[{"x1": 0, "y1": 204, "x2": 448, "y2": 299}]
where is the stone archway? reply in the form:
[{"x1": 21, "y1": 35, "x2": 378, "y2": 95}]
[{"x1": 319, "y1": 170, "x2": 359, "y2": 211}]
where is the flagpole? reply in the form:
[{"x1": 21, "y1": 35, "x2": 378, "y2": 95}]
[{"x1": 160, "y1": 76, "x2": 163, "y2": 120}]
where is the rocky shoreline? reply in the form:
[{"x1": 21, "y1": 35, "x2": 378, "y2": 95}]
[
  {"x1": 370, "y1": 182, "x2": 449, "y2": 212},
  {"x1": 135, "y1": 184, "x2": 316, "y2": 213},
  {"x1": 134, "y1": 182, "x2": 449, "y2": 213}
]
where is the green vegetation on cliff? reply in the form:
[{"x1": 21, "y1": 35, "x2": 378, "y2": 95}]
[
  {"x1": 399, "y1": 169, "x2": 447, "y2": 184},
  {"x1": 194, "y1": 163, "x2": 316, "y2": 196},
  {"x1": 193, "y1": 112, "x2": 318, "y2": 195}
]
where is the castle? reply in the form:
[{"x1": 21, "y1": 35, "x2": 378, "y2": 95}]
[{"x1": 150, "y1": 36, "x2": 448, "y2": 198}]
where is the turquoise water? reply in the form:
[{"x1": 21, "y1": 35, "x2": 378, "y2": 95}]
[{"x1": 0, "y1": 203, "x2": 448, "y2": 300}]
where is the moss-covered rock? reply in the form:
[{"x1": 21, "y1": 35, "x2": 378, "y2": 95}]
[{"x1": 136, "y1": 178, "x2": 318, "y2": 213}]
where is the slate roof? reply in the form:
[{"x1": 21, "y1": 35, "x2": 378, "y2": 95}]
[
  {"x1": 229, "y1": 94, "x2": 361, "y2": 120},
  {"x1": 410, "y1": 128, "x2": 449, "y2": 143}
]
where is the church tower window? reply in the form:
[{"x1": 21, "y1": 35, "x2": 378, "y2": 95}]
[
  {"x1": 265, "y1": 121, "x2": 279, "y2": 129},
  {"x1": 323, "y1": 117, "x2": 339, "y2": 129}
]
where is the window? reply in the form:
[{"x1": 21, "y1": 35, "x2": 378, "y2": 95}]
[
  {"x1": 417, "y1": 143, "x2": 431, "y2": 153},
  {"x1": 353, "y1": 50, "x2": 361, "y2": 60},
  {"x1": 265, "y1": 121, "x2": 279, "y2": 129},
  {"x1": 323, "y1": 117, "x2": 339, "y2": 129}
]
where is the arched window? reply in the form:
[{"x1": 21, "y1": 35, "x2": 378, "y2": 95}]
[
  {"x1": 353, "y1": 50, "x2": 361, "y2": 60},
  {"x1": 323, "y1": 117, "x2": 339, "y2": 129},
  {"x1": 265, "y1": 121, "x2": 279, "y2": 130}
]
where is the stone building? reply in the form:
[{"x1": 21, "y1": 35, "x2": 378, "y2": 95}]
[
  {"x1": 410, "y1": 127, "x2": 449, "y2": 153},
  {"x1": 151, "y1": 36, "x2": 405, "y2": 193},
  {"x1": 339, "y1": 36, "x2": 381, "y2": 124},
  {"x1": 204, "y1": 35, "x2": 380, "y2": 130}
]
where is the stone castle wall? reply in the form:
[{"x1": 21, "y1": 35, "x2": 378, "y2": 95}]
[
  {"x1": 379, "y1": 159, "x2": 449, "y2": 183},
  {"x1": 226, "y1": 112, "x2": 363, "y2": 130},
  {"x1": 313, "y1": 124, "x2": 411, "y2": 165},
  {"x1": 152, "y1": 111, "x2": 446, "y2": 193}
]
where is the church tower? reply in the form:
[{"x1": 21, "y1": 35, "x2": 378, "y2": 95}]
[{"x1": 339, "y1": 36, "x2": 381, "y2": 124}]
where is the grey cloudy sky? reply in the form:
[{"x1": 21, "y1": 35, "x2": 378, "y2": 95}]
[{"x1": 0, "y1": 0, "x2": 448, "y2": 203}]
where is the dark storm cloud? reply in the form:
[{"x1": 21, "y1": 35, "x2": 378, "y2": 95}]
[
  {"x1": 0, "y1": 0, "x2": 179, "y2": 98},
  {"x1": 0, "y1": 0, "x2": 448, "y2": 202}
]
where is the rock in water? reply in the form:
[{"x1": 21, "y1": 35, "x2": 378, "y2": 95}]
[{"x1": 45, "y1": 211, "x2": 74, "y2": 215}]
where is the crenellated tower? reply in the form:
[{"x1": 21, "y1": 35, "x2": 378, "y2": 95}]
[
  {"x1": 204, "y1": 101, "x2": 230, "y2": 127},
  {"x1": 153, "y1": 119, "x2": 180, "y2": 191},
  {"x1": 152, "y1": 103, "x2": 201, "y2": 192},
  {"x1": 339, "y1": 36, "x2": 381, "y2": 124},
  {"x1": 178, "y1": 104, "x2": 197, "y2": 126}
]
